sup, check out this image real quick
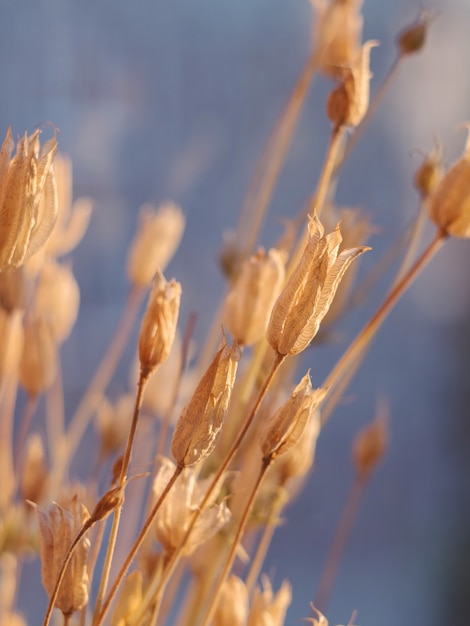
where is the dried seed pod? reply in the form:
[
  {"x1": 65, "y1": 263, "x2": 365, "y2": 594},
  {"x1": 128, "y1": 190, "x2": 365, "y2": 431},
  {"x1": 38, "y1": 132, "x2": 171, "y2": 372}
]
[
  {"x1": 267, "y1": 214, "x2": 369, "y2": 356},
  {"x1": 138, "y1": 270, "x2": 181, "y2": 378},
  {"x1": 34, "y1": 497, "x2": 90, "y2": 616},
  {"x1": 34, "y1": 260, "x2": 80, "y2": 342},
  {"x1": 95, "y1": 394, "x2": 135, "y2": 459},
  {"x1": 397, "y1": 11, "x2": 433, "y2": 56},
  {"x1": 20, "y1": 434, "x2": 48, "y2": 504},
  {"x1": 259, "y1": 372, "x2": 326, "y2": 463},
  {"x1": 428, "y1": 128, "x2": 470, "y2": 237},
  {"x1": 171, "y1": 338, "x2": 240, "y2": 466},
  {"x1": 126, "y1": 202, "x2": 185, "y2": 287},
  {"x1": 214, "y1": 576, "x2": 248, "y2": 626},
  {"x1": 153, "y1": 457, "x2": 231, "y2": 555},
  {"x1": 414, "y1": 147, "x2": 443, "y2": 200},
  {"x1": 352, "y1": 412, "x2": 388, "y2": 481},
  {"x1": 0, "y1": 127, "x2": 58, "y2": 269},
  {"x1": 89, "y1": 487, "x2": 123, "y2": 523},
  {"x1": 222, "y1": 248, "x2": 286, "y2": 346},
  {"x1": 19, "y1": 314, "x2": 58, "y2": 396}
]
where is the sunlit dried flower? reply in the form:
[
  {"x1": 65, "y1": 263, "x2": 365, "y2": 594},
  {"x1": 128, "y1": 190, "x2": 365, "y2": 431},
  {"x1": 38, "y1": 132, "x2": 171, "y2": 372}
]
[
  {"x1": 311, "y1": 0, "x2": 364, "y2": 79},
  {"x1": 19, "y1": 314, "x2": 57, "y2": 396},
  {"x1": 171, "y1": 338, "x2": 240, "y2": 466},
  {"x1": 34, "y1": 260, "x2": 80, "y2": 342},
  {"x1": 214, "y1": 575, "x2": 248, "y2": 626},
  {"x1": 126, "y1": 202, "x2": 185, "y2": 287},
  {"x1": 259, "y1": 372, "x2": 326, "y2": 462},
  {"x1": 428, "y1": 128, "x2": 470, "y2": 238},
  {"x1": 153, "y1": 457, "x2": 231, "y2": 555},
  {"x1": 20, "y1": 434, "x2": 48, "y2": 504},
  {"x1": 267, "y1": 214, "x2": 369, "y2": 356},
  {"x1": 34, "y1": 497, "x2": 90, "y2": 616},
  {"x1": 138, "y1": 270, "x2": 181, "y2": 378},
  {"x1": 248, "y1": 576, "x2": 292, "y2": 626},
  {"x1": 352, "y1": 410, "x2": 388, "y2": 481},
  {"x1": 327, "y1": 40, "x2": 378, "y2": 130},
  {"x1": 0, "y1": 127, "x2": 58, "y2": 269},
  {"x1": 222, "y1": 248, "x2": 286, "y2": 346},
  {"x1": 111, "y1": 570, "x2": 143, "y2": 626}
]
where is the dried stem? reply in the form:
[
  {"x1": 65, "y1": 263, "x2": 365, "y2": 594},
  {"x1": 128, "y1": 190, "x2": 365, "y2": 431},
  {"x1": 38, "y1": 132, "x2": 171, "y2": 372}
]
[{"x1": 245, "y1": 501, "x2": 282, "y2": 594}]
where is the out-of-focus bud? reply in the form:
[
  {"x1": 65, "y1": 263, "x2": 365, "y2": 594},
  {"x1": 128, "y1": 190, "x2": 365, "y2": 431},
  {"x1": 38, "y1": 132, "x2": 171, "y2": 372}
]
[
  {"x1": 397, "y1": 11, "x2": 433, "y2": 57},
  {"x1": 34, "y1": 261, "x2": 80, "y2": 342},
  {"x1": 0, "y1": 127, "x2": 58, "y2": 269},
  {"x1": 259, "y1": 372, "x2": 326, "y2": 463},
  {"x1": 95, "y1": 394, "x2": 135, "y2": 460},
  {"x1": 171, "y1": 338, "x2": 240, "y2": 467},
  {"x1": 0, "y1": 310, "x2": 23, "y2": 383},
  {"x1": 20, "y1": 434, "x2": 48, "y2": 504},
  {"x1": 34, "y1": 497, "x2": 90, "y2": 617},
  {"x1": 0, "y1": 267, "x2": 28, "y2": 313},
  {"x1": 248, "y1": 576, "x2": 292, "y2": 626},
  {"x1": 327, "y1": 40, "x2": 379, "y2": 130},
  {"x1": 214, "y1": 576, "x2": 248, "y2": 626},
  {"x1": 153, "y1": 457, "x2": 231, "y2": 555},
  {"x1": 414, "y1": 148, "x2": 443, "y2": 200},
  {"x1": 267, "y1": 214, "x2": 369, "y2": 356},
  {"x1": 222, "y1": 248, "x2": 286, "y2": 346},
  {"x1": 352, "y1": 411, "x2": 388, "y2": 481},
  {"x1": 138, "y1": 270, "x2": 181, "y2": 378},
  {"x1": 311, "y1": 0, "x2": 364, "y2": 79},
  {"x1": 428, "y1": 128, "x2": 470, "y2": 238},
  {"x1": 126, "y1": 202, "x2": 185, "y2": 287},
  {"x1": 111, "y1": 570, "x2": 143, "y2": 626},
  {"x1": 19, "y1": 315, "x2": 57, "y2": 397}
]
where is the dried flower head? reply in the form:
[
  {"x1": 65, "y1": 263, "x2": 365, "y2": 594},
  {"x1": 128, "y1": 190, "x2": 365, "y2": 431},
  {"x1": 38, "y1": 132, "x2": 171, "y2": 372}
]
[
  {"x1": 414, "y1": 145, "x2": 443, "y2": 200},
  {"x1": 259, "y1": 372, "x2": 326, "y2": 463},
  {"x1": 222, "y1": 248, "x2": 286, "y2": 346},
  {"x1": 352, "y1": 409, "x2": 388, "y2": 481},
  {"x1": 34, "y1": 497, "x2": 90, "y2": 616},
  {"x1": 20, "y1": 434, "x2": 48, "y2": 504},
  {"x1": 0, "y1": 127, "x2": 58, "y2": 269},
  {"x1": 153, "y1": 457, "x2": 231, "y2": 555},
  {"x1": 138, "y1": 270, "x2": 181, "y2": 378},
  {"x1": 19, "y1": 314, "x2": 58, "y2": 396},
  {"x1": 171, "y1": 338, "x2": 240, "y2": 466},
  {"x1": 126, "y1": 202, "x2": 185, "y2": 287},
  {"x1": 214, "y1": 575, "x2": 249, "y2": 626},
  {"x1": 248, "y1": 576, "x2": 292, "y2": 626},
  {"x1": 267, "y1": 214, "x2": 369, "y2": 356},
  {"x1": 428, "y1": 127, "x2": 470, "y2": 238}
]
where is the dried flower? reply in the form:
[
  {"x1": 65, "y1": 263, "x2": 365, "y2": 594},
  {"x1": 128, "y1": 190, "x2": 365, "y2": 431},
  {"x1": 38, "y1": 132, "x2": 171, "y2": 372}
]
[
  {"x1": 267, "y1": 214, "x2": 369, "y2": 356},
  {"x1": 0, "y1": 127, "x2": 58, "y2": 269},
  {"x1": 414, "y1": 147, "x2": 442, "y2": 200},
  {"x1": 19, "y1": 314, "x2": 57, "y2": 396},
  {"x1": 248, "y1": 576, "x2": 292, "y2": 626},
  {"x1": 352, "y1": 410, "x2": 388, "y2": 481},
  {"x1": 34, "y1": 497, "x2": 90, "y2": 616},
  {"x1": 138, "y1": 270, "x2": 181, "y2": 378},
  {"x1": 259, "y1": 372, "x2": 326, "y2": 463},
  {"x1": 428, "y1": 128, "x2": 470, "y2": 237},
  {"x1": 153, "y1": 457, "x2": 231, "y2": 555},
  {"x1": 126, "y1": 202, "x2": 185, "y2": 287},
  {"x1": 214, "y1": 576, "x2": 248, "y2": 626},
  {"x1": 171, "y1": 338, "x2": 240, "y2": 466},
  {"x1": 222, "y1": 248, "x2": 286, "y2": 346},
  {"x1": 20, "y1": 434, "x2": 48, "y2": 504}
]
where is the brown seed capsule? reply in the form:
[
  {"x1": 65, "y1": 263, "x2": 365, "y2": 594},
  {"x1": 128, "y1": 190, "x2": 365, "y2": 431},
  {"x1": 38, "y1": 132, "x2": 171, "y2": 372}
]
[
  {"x1": 0, "y1": 127, "x2": 58, "y2": 269},
  {"x1": 19, "y1": 314, "x2": 58, "y2": 396},
  {"x1": 138, "y1": 270, "x2": 181, "y2": 378},
  {"x1": 428, "y1": 128, "x2": 470, "y2": 238},
  {"x1": 171, "y1": 338, "x2": 240, "y2": 466},
  {"x1": 34, "y1": 497, "x2": 91, "y2": 616},
  {"x1": 259, "y1": 372, "x2": 327, "y2": 462},
  {"x1": 267, "y1": 214, "x2": 370, "y2": 356},
  {"x1": 414, "y1": 147, "x2": 442, "y2": 200},
  {"x1": 352, "y1": 412, "x2": 388, "y2": 481},
  {"x1": 89, "y1": 487, "x2": 123, "y2": 523},
  {"x1": 126, "y1": 202, "x2": 185, "y2": 287},
  {"x1": 397, "y1": 11, "x2": 433, "y2": 56},
  {"x1": 222, "y1": 248, "x2": 286, "y2": 346}
]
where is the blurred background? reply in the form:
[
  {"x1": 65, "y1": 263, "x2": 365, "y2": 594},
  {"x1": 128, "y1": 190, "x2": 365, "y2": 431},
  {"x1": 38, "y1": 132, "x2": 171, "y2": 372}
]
[{"x1": 1, "y1": 0, "x2": 470, "y2": 624}]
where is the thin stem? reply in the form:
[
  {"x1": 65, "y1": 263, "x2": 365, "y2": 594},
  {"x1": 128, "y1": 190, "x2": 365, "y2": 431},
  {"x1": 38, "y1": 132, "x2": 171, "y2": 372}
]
[
  {"x1": 94, "y1": 465, "x2": 183, "y2": 626},
  {"x1": 43, "y1": 520, "x2": 93, "y2": 626},
  {"x1": 199, "y1": 459, "x2": 269, "y2": 626},
  {"x1": 92, "y1": 370, "x2": 149, "y2": 623},
  {"x1": 321, "y1": 229, "x2": 446, "y2": 424},
  {"x1": 309, "y1": 125, "x2": 346, "y2": 219},
  {"x1": 130, "y1": 351, "x2": 285, "y2": 625},
  {"x1": 315, "y1": 476, "x2": 366, "y2": 612},
  {"x1": 245, "y1": 502, "x2": 282, "y2": 594},
  {"x1": 63, "y1": 285, "x2": 145, "y2": 475}
]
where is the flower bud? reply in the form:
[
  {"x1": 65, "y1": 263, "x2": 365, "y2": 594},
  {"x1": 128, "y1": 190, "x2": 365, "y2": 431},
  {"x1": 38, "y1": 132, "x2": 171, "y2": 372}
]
[
  {"x1": 414, "y1": 148, "x2": 442, "y2": 200},
  {"x1": 138, "y1": 270, "x2": 181, "y2": 378},
  {"x1": 19, "y1": 314, "x2": 58, "y2": 396},
  {"x1": 352, "y1": 412, "x2": 388, "y2": 481},
  {"x1": 267, "y1": 214, "x2": 369, "y2": 356},
  {"x1": 397, "y1": 11, "x2": 433, "y2": 56},
  {"x1": 126, "y1": 202, "x2": 185, "y2": 287},
  {"x1": 20, "y1": 434, "x2": 48, "y2": 504},
  {"x1": 171, "y1": 338, "x2": 240, "y2": 466},
  {"x1": 259, "y1": 372, "x2": 326, "y2": 462},
  {"x1": 34, "y1": 497, "x2": 90, "y2": 616},
  {"x1": 222, "y1": 248, "x2": 286, "y2": 346},
  {"x1": 428, "y1": 128, "x2": 470, "y2": 237}
]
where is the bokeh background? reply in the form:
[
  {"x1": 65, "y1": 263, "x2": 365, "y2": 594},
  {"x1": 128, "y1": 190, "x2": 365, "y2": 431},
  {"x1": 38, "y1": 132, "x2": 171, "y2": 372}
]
[{"x1": 1, "y1": 0, "x2": 470, "y2": 624}]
